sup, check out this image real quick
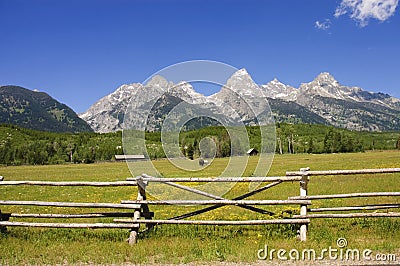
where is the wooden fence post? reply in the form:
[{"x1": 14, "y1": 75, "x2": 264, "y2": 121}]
[
  {"x1": 128, "y1": 177, "x2": 148, "y2": 245},
  {"x1": 0, "y1": 177, "x2": 5, "y2": 233},
  {"x1": 0, "y1": 210, "x2": 10, "y2": 233},
  {"x1": 137, "y1": 179, "x2": 153, "y2": 231},
  {"x1": 0, "y1": 210, "x2": 4, "y2": 233},
  {"x1": 299, "y1": 167, "x2": 309, "y2": 241}
]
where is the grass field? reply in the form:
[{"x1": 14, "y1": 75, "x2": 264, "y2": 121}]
[{"x1": 1, "y1": 151, "x2": 400, "y2": 264}]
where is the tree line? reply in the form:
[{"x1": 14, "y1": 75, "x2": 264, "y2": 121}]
[
  {"x1": 0, "y1": 123, "x2": 399, "y2": 165},
  {"x1": 0, "y1": 124, "x2": 123, "y2": 165}
]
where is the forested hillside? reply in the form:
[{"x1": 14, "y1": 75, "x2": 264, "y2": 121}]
[
  {"x1": 0, "y1": 86, "x2": 93, "y2": 132},
  {"x1": 0, "y1": 123, "x2": 399, "y2": 165}
]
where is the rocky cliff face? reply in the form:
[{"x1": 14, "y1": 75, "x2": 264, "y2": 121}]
[
  {"x1": 294, "y1": 73, "x2": 400, "y2": 131},
  {"x1": 79, "y1": 83, "x2": 142, "y2": 133},
  {"x1": 80, "y1": 70, "x2": 400, "y2": 132}
]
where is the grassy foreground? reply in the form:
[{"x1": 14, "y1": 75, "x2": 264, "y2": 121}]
[{"x1": 0, "y1": 151, "x2": 400, "y2": 264}]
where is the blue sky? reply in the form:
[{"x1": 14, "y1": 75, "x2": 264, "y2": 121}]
[{"x1": 1, "y1": 0, "x2": 399, "y2": 113}]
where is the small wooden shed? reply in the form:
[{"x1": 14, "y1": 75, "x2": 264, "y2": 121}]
[{"x1": 246, "y1": 148, "x2": 259, "y2": 156}]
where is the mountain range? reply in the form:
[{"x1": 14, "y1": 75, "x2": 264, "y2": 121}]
[
  {"x1": 0, "y1": 86, "x2": 92, "y2": 132},
  {"x1": 1, "y1": 71, "x2": 399, "y2": 133},
  {"x1": 79, "y1": 69, "x2": 400, "y2": 133}
]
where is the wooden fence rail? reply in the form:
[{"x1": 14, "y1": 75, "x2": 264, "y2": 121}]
[
  {"x1": 0, "y1": 221, "x2": 139, "y2": 229},
  {"x1": 286, "y1": 168, "x2": 400, "y2": 176},
  {"x1": 289, "y1": 192, "x2": 400, "y2": 200},
  {"x1": 0, "y1": 181, "x2": 138, "y2": 186},
  {"x1": 294, "y1": 213, "x2": 400, "y2": 219},
  {"x1": 127, "y1": 176, "x2": 302, "y2": 182},
  {"x1": 0, "y1": 200, "x2": 141, "y2": 209},
  {"x1": 120, "y1": 199, "x2": 311, "y2": 205},
  {"x1": 113, "y1": 218, "x2": 311, "y2": 225},
  {"x1": 309, "y1": 204, "x2": 400, "y2": 212},
  {"x1": 7, "y1": 212, "x2": 136, "y2": 219}
]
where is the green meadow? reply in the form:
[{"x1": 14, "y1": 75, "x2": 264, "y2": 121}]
[{"x1": 0, "y1": 151, "x2": 399, "y2": 264}]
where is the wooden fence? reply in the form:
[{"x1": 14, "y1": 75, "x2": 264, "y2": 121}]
[
  {"x1": 0, "y1": 179, "x2": 145, "y2": 238},
  {"x1": 1, "y1": 167, "x2": 399, "y2": 244},
  {"x1": 286, "y1": 167, "x2": 400, "y2": 241}
]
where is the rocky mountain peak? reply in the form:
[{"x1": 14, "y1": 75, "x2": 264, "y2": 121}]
[
  {"x1": 315, "y1": 72, "x2": 339, "y2": 84},
  {"x1": 232, "y1": 68, "x2": 250, "y2": 77},
  {"x1": 261, "y1": 79, "x2": 298, "y2": 101},
  {"x1": 168, "y1": 81, "x2": 207, "y2": 104},
  {"x1": 271, "y1": 78, "x2": 282, "y2": 84},
  {"x1": 224, "y1": 68, "x2": 260, "y2": 96},
  {"x1": 267, "y1": 78, "x2": 288, "y2": 87},
  {"x1": 299, "y1": 72, "x2": 346, "y2": 99},
  {"x1": 111, "y1": 83, "x2": 141, "y2": 101},
  {"x1": 145, "y1": 75, "x2": 171, "y2": 90}
]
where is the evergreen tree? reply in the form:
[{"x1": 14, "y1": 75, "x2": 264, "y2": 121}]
[
  {"x1": 323, "y1": 128, "x2": 334, "y2": 153},
  {"x1": 193, "y1": 138, "x2": 199, "y2": 157},
  {"x1": 342, "y1": 134, "x2": 354, "y2": 152},
  {"x1": 307, "y1": 136, "x2": 315, "y2": 153},
  {"x1": 333, "y1": 131, "x2": 343, "y2": 153},
  {"x1": 221, "y1": 142, "x2": 231, "y2": 157},
  {"x1": 186, "y1": 143, "x2": 194, "y2": 160}
]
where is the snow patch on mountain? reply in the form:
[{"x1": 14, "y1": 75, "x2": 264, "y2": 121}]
[{"x1": 261, "y1": 78, "x2": 298, "y2": 101}]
